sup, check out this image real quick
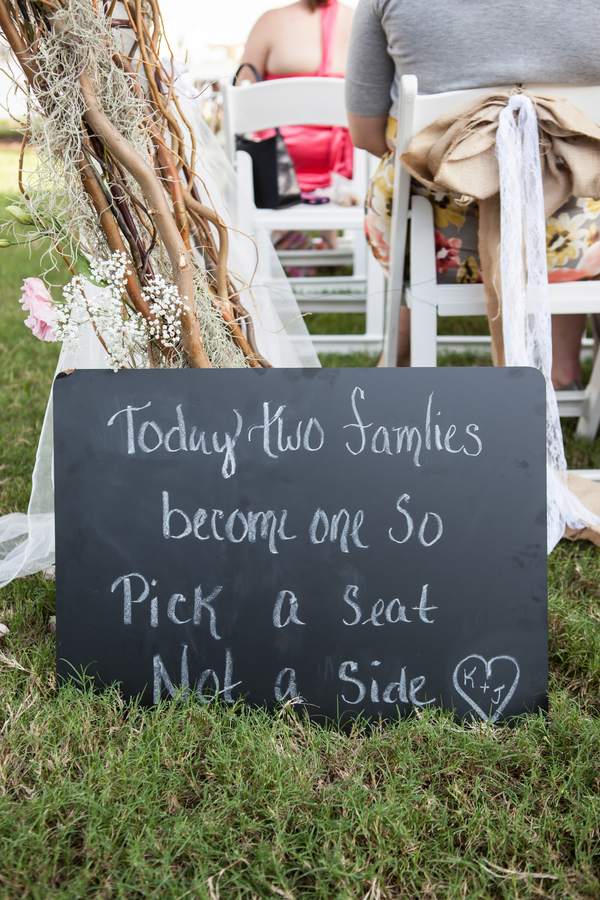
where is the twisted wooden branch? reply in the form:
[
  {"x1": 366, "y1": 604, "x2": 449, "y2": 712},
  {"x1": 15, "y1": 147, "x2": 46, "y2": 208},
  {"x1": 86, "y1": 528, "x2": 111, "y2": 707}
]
[
  {"x1": 111, "y1": 51, "x2": 261, "y2": 366},
  {"x1": 79, "y1": 69, "x2": 211, "y2": 368},
  {"x1": 1, "y1": 0, "x2": 271, "y2": 369},
  {"x1": 183, "y1": 190, "x2": 229, "y2": 307},
  {"x1": 78, "y1": 159, "x2": 149, "y2": 317},
  {"x1": 0, "y1": 0, "x2": 38, "y2": 87}
]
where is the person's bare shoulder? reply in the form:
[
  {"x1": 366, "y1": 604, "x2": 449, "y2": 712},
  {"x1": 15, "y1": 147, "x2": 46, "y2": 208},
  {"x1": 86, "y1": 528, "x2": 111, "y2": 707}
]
[
  {"x1": 243, "y1": 6, "x2": 291, "y2": 65},
  {"x1": 247, "y1": 7, "x2": 279, "y2": 37},
  {"x1": 254, "y1": 3, "x2": 304, "y2": 29}
]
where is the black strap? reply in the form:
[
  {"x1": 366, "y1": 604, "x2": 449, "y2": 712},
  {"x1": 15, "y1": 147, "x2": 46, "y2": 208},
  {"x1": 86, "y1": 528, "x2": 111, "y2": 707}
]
[{"x1": 233, "y1": 62, "x2": 262, "y2": 85}]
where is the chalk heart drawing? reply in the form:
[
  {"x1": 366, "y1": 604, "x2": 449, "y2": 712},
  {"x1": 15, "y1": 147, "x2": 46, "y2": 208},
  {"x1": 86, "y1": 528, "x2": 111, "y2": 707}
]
[{"x1": 452, "y1": 655, "x2": 520, "y2": 723}]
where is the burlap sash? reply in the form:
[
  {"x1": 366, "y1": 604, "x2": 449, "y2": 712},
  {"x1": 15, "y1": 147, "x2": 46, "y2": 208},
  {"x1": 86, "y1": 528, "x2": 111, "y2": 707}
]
[{"x1": 400, "y1": 91, "x2": 600, "y2": 364}]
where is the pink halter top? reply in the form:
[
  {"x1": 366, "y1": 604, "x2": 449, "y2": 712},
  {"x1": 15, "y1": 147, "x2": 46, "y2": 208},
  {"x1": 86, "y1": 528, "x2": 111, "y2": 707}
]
[
  {"x1": 261, "y1": 0, "x2": 353, "y2": 192},
  {"x1": 265, "y1": 0, "x2": 343, "y2": 80}
]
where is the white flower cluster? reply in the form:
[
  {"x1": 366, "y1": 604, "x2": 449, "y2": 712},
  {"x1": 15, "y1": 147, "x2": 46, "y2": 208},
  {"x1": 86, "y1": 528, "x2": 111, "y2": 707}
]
[
  {"x1": 57, "y1": 252, "x2": 148, "y2": 371},
  {"x1": 144, "y1": 275, "x2": 186, "y2": 348},
  {"x1": 56, "y1": 252, "x2": 188, "y2": 370}
]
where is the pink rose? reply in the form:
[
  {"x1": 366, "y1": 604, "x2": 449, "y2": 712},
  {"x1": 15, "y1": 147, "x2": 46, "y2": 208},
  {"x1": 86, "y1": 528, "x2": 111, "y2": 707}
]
[{"x1": 19, "y1": 278, "x2": 58, "y2": 342}]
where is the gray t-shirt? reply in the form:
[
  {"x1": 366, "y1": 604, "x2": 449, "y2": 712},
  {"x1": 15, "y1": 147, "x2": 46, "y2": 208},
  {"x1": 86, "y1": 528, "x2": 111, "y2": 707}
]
[{"x1": 346, "y1": 0, "x2": 600, "y2": 118}]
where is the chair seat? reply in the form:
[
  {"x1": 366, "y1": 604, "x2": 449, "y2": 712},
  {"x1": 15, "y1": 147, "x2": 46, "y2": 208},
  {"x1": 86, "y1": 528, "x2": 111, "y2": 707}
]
[
  {"x1": 276, "y1": 249, "x2": 353, "y2": 266},
  {"x1": 407, "y1": 281, "x2": 600, "y2": 317},
  {"x1": 252, "y1": 202, "x2": 364, "y2": 232},
  {"x1": 288, "y1": 275, "x2": 366, "y2": 293}
]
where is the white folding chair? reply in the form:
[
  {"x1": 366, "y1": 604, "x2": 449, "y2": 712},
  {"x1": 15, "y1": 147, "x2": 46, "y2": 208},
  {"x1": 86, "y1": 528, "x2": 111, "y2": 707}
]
[
  {"x1": 219, "y1": 75, "x2": 385, "y2": 355},
  {"x1": 384, "y1": 74, "x2": 600, "y2": 439}
]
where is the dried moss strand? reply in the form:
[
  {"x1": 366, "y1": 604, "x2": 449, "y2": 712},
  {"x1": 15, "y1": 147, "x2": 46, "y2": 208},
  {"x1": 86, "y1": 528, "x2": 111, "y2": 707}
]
[
  {"x1": 112, "y1": 52, "x2": 191, "y2": 250},
  {"x1": 183, "y1": 191, "x2": 229, "y2": 308}
]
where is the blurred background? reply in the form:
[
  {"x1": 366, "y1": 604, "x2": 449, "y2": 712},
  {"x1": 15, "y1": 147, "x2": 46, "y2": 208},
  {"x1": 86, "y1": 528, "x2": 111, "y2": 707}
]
[
  {"x1": 1, "y1": 0, "x2": 359, "y2": 122},
  {"x1": 162, "y1": 0, "x2": 359, "y2": 84}
]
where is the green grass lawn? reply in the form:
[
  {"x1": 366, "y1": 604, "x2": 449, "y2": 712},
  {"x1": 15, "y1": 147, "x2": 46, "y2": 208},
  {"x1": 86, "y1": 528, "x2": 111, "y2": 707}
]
[{"x1": 1, "y1": 161, "x2": 600, "y2": 898}]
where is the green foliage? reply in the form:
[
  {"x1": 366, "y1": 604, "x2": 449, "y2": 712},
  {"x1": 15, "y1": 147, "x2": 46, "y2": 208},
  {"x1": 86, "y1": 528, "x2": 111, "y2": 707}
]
[
  {"x1": 305, "y1": 312, "x2": 367, "y2": 336},
  {"x1": 1, "y1": 181, "x2": 600, "y2": 898},
  {"x1": 0, "y1": 196, "x2": 65, "y2": 515},
  {"x1": 0, "y1": 120, "x2": 19, "y2": 139},
  {"x1": 319, "y1": 350, "x2": 379, "y2": 368},
  {"x1": 0, "y1": 149, "x2": 36, "y2": 198},
  {"x1": 563, "y1": 419, "x2": 600, "y2": 471},
  {"x1": 438, "y1": 350, "x2": 492, "y2": 368},
  {"x1": 437, "y1": 315, "x2": 490, "y2": 337},
  {"x1": 0, "y1": 563, "x2": 599, "y2": 899}
]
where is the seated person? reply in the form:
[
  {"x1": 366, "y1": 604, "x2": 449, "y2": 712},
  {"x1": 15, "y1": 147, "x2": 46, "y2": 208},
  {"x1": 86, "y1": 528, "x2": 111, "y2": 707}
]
[
  {"x1": 345, "y1": 0, "x2": 600, "y2": 385},
  {"x1": 239, "y1": 0, "x2": 355, "y2": 197}
]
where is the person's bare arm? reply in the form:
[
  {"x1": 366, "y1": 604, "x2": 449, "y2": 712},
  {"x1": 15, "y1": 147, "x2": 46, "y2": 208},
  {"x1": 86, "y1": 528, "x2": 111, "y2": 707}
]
[
  {"x1": 238, "y1": 13, "x2": 273, "y2": 81},
  {"x1": 347, "y1": 112, "x2": 389, "y2": 158}
]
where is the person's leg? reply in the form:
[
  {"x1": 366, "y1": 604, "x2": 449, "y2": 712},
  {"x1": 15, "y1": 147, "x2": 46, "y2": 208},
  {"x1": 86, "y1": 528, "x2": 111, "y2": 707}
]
[
  {"x1": 397, "y1": 306, "x2": 411, "y2": 366},
  {"x1": 365, "y1": 122, "x2": 395, "y2": 359},
  {"x1": 377, "y1": 305, "x2": 411, "y2": 367},
  {"x1": 551, "y1": 313, "x2": 586, "y2": 389},
  {"x1": 593, "y1": 314, "x2": 600, "y2": 358}
]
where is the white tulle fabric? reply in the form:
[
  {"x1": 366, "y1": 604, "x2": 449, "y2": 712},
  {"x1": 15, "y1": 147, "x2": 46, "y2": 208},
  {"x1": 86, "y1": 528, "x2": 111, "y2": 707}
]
[
  {"x1": 0, "y1": 82, "x2": 319, "y2": 588},
  {"x1": 496, "y1": 94, "x2": 600, "y2": 552},
  {"x1": 0, "y1": 317, "x2": 107, "y2": 588}
]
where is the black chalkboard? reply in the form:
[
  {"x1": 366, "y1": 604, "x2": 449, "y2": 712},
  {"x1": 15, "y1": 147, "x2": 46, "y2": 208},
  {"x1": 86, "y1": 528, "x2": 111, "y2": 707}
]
[{"x1": 54, "y1": 368, "x2": 548, "y2": 724}]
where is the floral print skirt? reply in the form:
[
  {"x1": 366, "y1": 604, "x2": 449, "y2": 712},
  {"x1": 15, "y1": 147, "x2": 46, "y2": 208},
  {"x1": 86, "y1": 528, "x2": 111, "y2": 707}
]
[{"x1": 365, "y1": 117, "x2": 600, "y2": 285}]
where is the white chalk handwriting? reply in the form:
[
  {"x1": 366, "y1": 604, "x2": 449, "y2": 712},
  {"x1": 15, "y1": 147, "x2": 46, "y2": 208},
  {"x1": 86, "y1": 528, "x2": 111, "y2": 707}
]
[
  {"x1": 343, "y1": 388, "x2": 482, "y2": 464},
  {"x1": 338, "y1": 659, "x2": 435, "y2": 707},
  {"x1": 452, "y1": 654, "x2": 520, "y2": 723}
]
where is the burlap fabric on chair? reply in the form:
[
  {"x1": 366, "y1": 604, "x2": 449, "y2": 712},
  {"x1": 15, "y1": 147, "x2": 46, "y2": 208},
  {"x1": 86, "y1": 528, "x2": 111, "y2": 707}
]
[{"x1": 400, "y1": 91, "x2": 600, "y2": 365}]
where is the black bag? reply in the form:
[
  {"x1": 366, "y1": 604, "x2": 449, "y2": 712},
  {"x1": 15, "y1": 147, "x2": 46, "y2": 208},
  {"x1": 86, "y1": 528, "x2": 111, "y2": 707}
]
[{"x1": 234, "y1": 64, "x2": 302, "y2": 210}]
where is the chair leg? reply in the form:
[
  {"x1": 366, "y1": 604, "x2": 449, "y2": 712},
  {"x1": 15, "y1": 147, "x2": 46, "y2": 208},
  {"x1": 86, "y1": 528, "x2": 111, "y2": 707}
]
[
  {"x1": 576, "y1": 346, "x2": 600, "y2": 439},
  {"x1": 365, "y1": 245, "x2": 385, "y2": 340},
  {"x1": 382, "y1": 163, "x2": 411, "y2": 367},
  {"x1": 409, "y1": 195, "x2": 438, "y2": 367},
  {"x1": 234, "y1": 150, "x2": 255, "y2": 235},
  {"x1": 352, "y1": 227, "x2": 367, "y2": 281},
  {"x1": 410, "y1": 295, "x2": 438, "y2": 366}
]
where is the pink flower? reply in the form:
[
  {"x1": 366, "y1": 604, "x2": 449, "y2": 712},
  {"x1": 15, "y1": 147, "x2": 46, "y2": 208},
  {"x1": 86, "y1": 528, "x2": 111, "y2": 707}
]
[
  {"x1": 434, "y1": 230, "x2": 462, "y2": 274},
  {"x1": 365, "y1": 211, "x2": 390, "y2": 273},
  {"x1": 548, "y1": 237, "x2": 600, "y2": 282},
  {"x1": 19, "y1": 278, "x2": 58, "y2": 342},
  {"x1": 547, "y1": 268, "x2": 588, "y2": 283}
]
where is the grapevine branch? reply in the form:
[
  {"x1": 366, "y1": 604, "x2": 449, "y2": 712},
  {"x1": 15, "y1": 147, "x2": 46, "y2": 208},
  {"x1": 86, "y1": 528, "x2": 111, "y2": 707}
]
[{"x1": 0, "y1": 0, "x2": 271, "y2": 369}]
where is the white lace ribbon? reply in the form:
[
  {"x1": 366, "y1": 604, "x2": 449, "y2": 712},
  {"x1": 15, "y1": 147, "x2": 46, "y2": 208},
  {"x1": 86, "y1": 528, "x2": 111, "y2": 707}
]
[{"x1": 496, "y1": 94, "x2": 599, "y2": 552}]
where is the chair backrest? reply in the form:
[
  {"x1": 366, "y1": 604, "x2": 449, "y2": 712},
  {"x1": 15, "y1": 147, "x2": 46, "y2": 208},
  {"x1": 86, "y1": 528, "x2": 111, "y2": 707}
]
[
  {"x1": 218, "y1": 76, "x2": 349, "y2": 162},
  {"x1": 407, "y1": 81, "x2": 600, "y2": 142},
  {"x1": 383, "y1": 76, "x2": 600, "y2": 365},
  {"x1": 394, "y1": 77, "x2": 600, "y2": 244},
  {"x1": 219, "y1": 75, "x2": 372, "y2": 199},
  {"x1": 395, "y1": 76, "x2": 600, "y2": 245}
]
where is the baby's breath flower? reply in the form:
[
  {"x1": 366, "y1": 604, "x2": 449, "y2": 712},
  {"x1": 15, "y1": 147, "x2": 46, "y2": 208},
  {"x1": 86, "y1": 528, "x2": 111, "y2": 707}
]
[
  {"x1": 142, "y1": 273, "x2": 186, "y2": 349},
  {"x1": 55, "y1": 251, "x2": 191, "y2": 370},
  {"x1": 56, "y1": 251, "x2": 149, "y2": 371}
]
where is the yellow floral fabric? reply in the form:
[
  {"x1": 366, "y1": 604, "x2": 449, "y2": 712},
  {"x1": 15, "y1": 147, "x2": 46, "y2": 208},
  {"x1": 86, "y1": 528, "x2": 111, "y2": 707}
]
[{"x1": 365, "y1": 116, "x2": 600, "y2": 286}]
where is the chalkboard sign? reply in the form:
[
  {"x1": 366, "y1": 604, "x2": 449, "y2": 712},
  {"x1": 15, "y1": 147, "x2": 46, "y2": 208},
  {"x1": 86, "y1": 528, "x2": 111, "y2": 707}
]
[{"x1": 54, "y1": 368, "x2": 548, "y2": 724}]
